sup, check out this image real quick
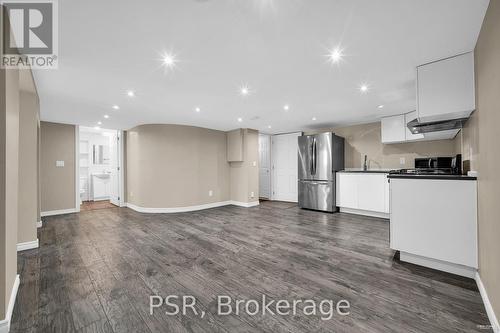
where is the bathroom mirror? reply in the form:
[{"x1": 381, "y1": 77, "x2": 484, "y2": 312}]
[{"x1": 92, "y1": 144, "x2": 110, "y2": 165}]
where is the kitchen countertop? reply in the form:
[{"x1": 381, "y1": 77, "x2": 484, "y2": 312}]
[
  {"x1": 387, "y1": 174, "x2": 477, "y2": 180},
  {"x1": 339, "y1": 168, "x2": 393, "y2": 173}
]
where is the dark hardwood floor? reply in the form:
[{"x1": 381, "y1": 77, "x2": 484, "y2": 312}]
[{"x1": 11, "y1": 201, "x2": 489, "y2": 332}]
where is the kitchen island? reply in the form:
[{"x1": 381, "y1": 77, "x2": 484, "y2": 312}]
[{"x1": 388, "y1": 173, "x2": 477, "y2": 277}]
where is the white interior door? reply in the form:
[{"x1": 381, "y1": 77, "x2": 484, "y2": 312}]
[
  {"x1": 272, "y1": 132, "x2": 301, "y2": 202},
  {"x1": 109, "y1": 131, "x2": 120, "y2": 206},
  {"x1": 258, "y1": 134, "x2": 271, "y2": 199}
]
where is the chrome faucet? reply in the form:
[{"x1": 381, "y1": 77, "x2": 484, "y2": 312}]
[{"x1": 363, "y1": 155, "x2": 368, "y2": 171}]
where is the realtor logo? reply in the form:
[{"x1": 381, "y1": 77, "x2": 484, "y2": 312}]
[{"x1": 1, "y1": 0, "x2": 58, "y2": 69}]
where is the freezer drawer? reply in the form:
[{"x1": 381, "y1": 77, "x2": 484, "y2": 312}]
[{"x1": 298, "y1": 180, "x2": 335, "y2": 212}]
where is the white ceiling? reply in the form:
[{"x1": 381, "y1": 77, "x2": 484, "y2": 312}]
[
  {"x1": 34, "y1": 0, "x2": 489, "y2": 134},
  {"x1": 80, "y1": 126, "x2": 117, "y2": 136}
]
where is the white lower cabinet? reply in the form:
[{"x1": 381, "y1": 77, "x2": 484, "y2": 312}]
[
  {"x1": 335, "y1": 173, "x2": 358, "y2": 208},
  {"x1": 390, "y1": 178, "x2": 477, "y2": 277},
  {"x1": 336, "y1": 172, "x2": 389, "y2": 217}
]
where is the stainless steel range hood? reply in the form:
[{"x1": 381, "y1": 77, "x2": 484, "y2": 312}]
[{"x1": 407, "y1": 117, "x2": 468, "y2": 134}]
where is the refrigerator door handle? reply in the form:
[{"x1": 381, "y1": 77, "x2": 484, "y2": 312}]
[
  {"x1": 310, "y1": 138, "x2": 314, "y2": 175},
  {"x1": 300, "y1": 180, "x2": 331, "y2": 185},
  {"x1": 312, "y1": 137, "x2": 317, "y2": 175}
]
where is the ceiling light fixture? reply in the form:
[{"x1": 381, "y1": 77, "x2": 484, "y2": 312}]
[
  {"x1": 104, "y1": 115, "x2": 109, "y2": 119},
  {"x1": 127, "y1": 90, "x2": 135, "y2": 97},
  {"x1": 283, "y1": 104, "x2": 290, "y2": 111},
  {"x1": 268, "y1": 125, "x2": 272, "y2": 129},
  {"x1": 112, "y1": 105, "x2": 120, "y2": 110},
  {"x1": 239, "y1": 85, "x2": 252, "y2": 97},
  {"x1": 237, "y1": 117, "x2": 243, "y2": 122},
  {"x1": 195, "y1": 107, "x2": 201, "y2": 112},
  {"x1": 359, "y1": 84, "x2": 370, "y2": 93},
  {"x1": 162, "y1": 52, "x2": 177, "y2": 69},
  {"x1": 94, "y1": 126, "x2": 100, "y2": 130},
  {"x1": 97, "y1": 121, "x2": 102, "y2": 125},
  {"x1": 312, "y1": 117, "x2": 317, "y2": 121},
  {"x1": 328, "y1": 47, "x2": 344, "y2": 64},
  {"x1": 378, "y1": 105, "x2": 384, "y2": 109}
]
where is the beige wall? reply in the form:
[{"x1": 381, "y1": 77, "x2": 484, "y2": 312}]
[
  {"x1": 40, "y1": 122, "x2": 76, "y2": 212},
  {"x1": 308, "y1": 122, "x2": 459, "y2": 169},
  {"x1": 463, "y1": 0, "x2": 500, "y2": 321},
  {"x1": 126, "y1": 124, "x2": 230, "y2": 208},
  {"x1": 229, "y1": 129, "x2": 259, "y2": 203},
  {"x1": 0, "y1": 66, "x2": 19, "y2": 319},
  {"x1": 18, "y1": 74, "x2": 39, "y2": 244},
  {"x1": 456, "y1": 111, "x2": 479, "y2": 174}
]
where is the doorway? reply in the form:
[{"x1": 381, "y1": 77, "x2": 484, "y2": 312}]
[
  {"x1": 78, "y1": 126, "x2": 124, "y2": 211},
  {"x1": 258, "y1": 134, "x2": 271, "y2": 199},
  {"x1": 271, "y1": 132, "x2": 301, "y2": 202}
]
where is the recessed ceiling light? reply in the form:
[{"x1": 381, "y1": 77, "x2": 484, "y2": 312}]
[
  {"x1": 195, "y1": 107, "x2": 201, "y2": 112},
  {"x1": 127, "y1": 90, "x2": 135, "y2": 97},
  {"x1": 378, "y1": 105, "x2": 384, "y2": 109},
  {"x1": 268, "y1": 125, "x2": 272, "y2": 129},
  {"x1": 104, "y1": 115, "x2": 109, "y2": 119},
  {"x1": 359, "y1": 84, "x2": 370, "y2": 93},
  {"x1": 283, "y1": 104, "x2": 290, "y2": 111},
  {"x1": 97, "y1": 121, "x2": 102, "y2": 125},
  {"x1": 239, "y1": 85, "x2": 251, "y2": 97},
  {"x1": 328, "y1": 47, "x2": 344, "y2": 64},
  {"x1": 112, "y1": 105, "x2": 120, "y2": 110},
  {"x1": 94, "y1": 126, "x2": 100, "y2": 130},
  {"x1": 312, "y1": 117, "x2": 317, "y2": 121},
  {"x1": 162, "y1": 52, "x2": 177, "y2": 69},
  {"x1": 237, "y1": 117, "x2": 243, "y2": 122}
]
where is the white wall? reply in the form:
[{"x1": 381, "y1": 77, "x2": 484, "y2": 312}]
[{"x1": 79, "y1": 130, "x2": 114, "y2": 201}]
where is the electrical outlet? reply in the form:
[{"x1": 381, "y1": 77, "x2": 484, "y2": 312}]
[
  {"x1": 56, "y1": 160, "x2": 64, "y2": 167},
  {"x1": 399, "y1": 157, "x2": 406, "y2": 165},
  {"x1": 250, "y1": 191, "x2": 255, "y2": 198},
  {"x1": 252, "y1": 161, "x2": 257, "y2": 167},
  {"x1": 208, "y1": 190, "x2": 213, "y2": 197},
  {"x1": 129, "y1": 191, "x2": 134, "y2": 197}
]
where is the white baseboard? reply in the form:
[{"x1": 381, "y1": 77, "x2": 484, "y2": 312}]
[
  {"x1": 475, "y1": 272, "x2": 500, "y2": 333},
  {"x1": 17, "y1": 239, "x2": 39, "y2": 252},
  {"x1": 36, "y1": 220, "x2": 42, "y2": 228},
  {"x1": 125, "y1": 200, "x2": 260, "y2": 213},
  {"x1": 92, "y1": 197, "x2": 110, "y2": 202},
  {"x1": 41, "y1": 208, "x2": 77, "y2": 217},
  {"x1": 0, "y1": 275, "x2": 20, "y2": 333},
  {"x1": 400, "y1": 251, "x2": 476, "y2": 278},
  {"x1": 340, "y1": 207, "x2": 390, "y2": 219},
  {"x1": 229, "y1": 200, "x2": 260, "y2": 208},
  {"x1": 126, "y1": 201, "x2": 233, "y2": 213}
]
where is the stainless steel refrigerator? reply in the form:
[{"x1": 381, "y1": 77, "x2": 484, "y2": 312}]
[{"x1": 298, "y1": 132, "x2": 344, "y2": 212}]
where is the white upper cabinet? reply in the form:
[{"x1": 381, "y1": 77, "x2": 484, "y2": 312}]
[
  {"x1": 417, "y1": 52, "x2": 475, "y2": 123},
  {"x1": 381, "y1": 115, "x2": 406, "y2": 144}
]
